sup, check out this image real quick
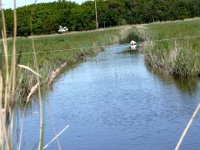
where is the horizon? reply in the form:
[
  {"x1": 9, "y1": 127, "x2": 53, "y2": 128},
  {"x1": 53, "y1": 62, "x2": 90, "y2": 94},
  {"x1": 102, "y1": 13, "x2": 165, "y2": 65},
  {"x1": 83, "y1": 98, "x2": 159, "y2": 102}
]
[{"x1": 2, "y1": 0, "x2": 87, "y2": 9}]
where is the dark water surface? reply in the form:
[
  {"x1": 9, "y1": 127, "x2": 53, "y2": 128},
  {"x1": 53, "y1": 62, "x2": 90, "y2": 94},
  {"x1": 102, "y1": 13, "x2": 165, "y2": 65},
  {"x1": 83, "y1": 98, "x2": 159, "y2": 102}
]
[{"x1": 15, "y1": 45, "x2": 200, "y2": 150}]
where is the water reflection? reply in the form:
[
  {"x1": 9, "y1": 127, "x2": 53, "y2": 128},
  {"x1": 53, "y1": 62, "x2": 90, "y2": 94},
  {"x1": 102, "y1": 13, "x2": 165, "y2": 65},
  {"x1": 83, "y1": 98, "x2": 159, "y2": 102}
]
[
  {"x1": 120, "y1": 49, "x2": 139, "y2": 55},
  {"x1": 146, "y1": 63, "x2": 199, "y2": 94}
]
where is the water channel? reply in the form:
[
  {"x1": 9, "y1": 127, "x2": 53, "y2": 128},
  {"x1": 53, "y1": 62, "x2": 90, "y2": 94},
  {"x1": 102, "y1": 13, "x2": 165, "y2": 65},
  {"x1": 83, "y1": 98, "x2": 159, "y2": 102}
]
[{"x1": 14, "y1": 44, "x2": 200, "y2": 150}]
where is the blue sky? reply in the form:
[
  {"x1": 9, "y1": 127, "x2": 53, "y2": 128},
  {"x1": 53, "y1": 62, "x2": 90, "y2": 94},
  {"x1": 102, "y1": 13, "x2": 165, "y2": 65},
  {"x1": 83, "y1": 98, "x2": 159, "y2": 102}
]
[{"x1": 2, "y1": 0, "x2": 87, "y2": 9}]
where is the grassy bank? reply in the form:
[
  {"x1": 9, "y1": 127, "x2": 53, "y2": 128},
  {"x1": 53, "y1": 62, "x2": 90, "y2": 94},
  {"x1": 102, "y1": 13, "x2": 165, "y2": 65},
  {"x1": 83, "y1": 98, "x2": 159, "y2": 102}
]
[
  {"x1": 143, "y1": 19, "x2": 200, "y2": 76},
  {"x1": 5, "y1": 18, "x2": 200, "y2": 100},
  {"x1": 3, "y1": 26, "x2": 137, "y2": 100}
]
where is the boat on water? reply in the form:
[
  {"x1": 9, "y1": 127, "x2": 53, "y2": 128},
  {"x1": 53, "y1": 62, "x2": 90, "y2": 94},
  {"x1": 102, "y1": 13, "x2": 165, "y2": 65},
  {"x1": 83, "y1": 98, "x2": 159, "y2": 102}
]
[{"x1": 130, "y1": 40, "x2": 137, "y2": 50}]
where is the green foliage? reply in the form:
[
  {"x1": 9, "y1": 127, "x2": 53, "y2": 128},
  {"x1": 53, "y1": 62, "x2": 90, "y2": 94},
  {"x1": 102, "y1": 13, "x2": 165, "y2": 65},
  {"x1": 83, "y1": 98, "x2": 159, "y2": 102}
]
[
  {"x1": 144, "y1": 19, "x2": 200, "y2": 76},
  {"x1": 3, "y1": 0, "x2": 200, "y2": 36}
]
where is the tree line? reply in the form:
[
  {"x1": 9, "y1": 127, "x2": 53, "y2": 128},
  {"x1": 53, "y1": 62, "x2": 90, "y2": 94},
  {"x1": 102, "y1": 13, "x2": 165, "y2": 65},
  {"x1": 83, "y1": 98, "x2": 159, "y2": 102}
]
[{"x1": 2, "y1": 0, "x2": 200, "y2": 36}]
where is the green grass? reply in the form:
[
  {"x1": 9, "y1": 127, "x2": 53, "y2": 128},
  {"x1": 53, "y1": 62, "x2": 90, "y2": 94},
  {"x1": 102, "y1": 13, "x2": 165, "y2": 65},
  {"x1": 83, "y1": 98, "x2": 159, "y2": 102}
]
[
  {"x1": 3, "y1": 26, "x2": 137, "y2": 99},
  {"x1": 2, "y1": 19, "x2": 200, "y2": 99},
  {"x1": 143, "y1": 19, "x2": 200, "y2": 76}
]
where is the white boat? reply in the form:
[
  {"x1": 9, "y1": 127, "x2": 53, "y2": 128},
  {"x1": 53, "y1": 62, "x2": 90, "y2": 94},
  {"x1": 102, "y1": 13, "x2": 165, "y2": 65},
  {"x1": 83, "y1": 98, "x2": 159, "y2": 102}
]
[
  {"x1": 130, "y1": 40, "x2": 137, "y2": 50},
  {"x1": 130, "y1": 44, "x2": 137, "y2": 50}
]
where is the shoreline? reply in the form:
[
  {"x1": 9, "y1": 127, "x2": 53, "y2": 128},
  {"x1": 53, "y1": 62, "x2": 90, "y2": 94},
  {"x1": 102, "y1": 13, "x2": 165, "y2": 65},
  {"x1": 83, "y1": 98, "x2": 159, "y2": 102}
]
[{"x1": 26, "y1": 47, "x2": 103, "y2": 101}]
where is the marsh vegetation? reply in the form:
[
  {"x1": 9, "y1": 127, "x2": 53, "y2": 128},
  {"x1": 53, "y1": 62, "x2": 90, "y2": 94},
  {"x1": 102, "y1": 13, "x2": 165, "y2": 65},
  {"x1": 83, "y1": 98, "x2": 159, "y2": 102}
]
[{"x1": 143, "y1": 19, "x2": 200, "y2": 76}]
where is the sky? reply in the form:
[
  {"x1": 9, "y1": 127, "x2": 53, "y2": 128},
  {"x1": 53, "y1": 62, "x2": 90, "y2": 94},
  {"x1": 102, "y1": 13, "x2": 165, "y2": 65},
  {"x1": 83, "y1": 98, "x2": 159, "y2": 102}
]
[{"x1": 2, "y1": 0, "x2": 87, "y2": 9}]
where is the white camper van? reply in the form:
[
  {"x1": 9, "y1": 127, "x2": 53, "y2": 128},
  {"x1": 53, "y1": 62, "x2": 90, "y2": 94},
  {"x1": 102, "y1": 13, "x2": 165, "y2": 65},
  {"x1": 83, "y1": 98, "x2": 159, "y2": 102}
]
[{"x1": 58, "y1": 26, "x2": 68, "y2": 33}]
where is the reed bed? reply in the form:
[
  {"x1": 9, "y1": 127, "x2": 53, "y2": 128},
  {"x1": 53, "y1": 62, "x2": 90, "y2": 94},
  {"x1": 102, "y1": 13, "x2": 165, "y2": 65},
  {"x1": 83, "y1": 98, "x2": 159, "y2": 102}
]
[
  {"x1": 3, "y1": 26, "x2": 137, "y2": 100},
  {"x1": 143, "y1": 19, "x2": 200, "y2": 76}
]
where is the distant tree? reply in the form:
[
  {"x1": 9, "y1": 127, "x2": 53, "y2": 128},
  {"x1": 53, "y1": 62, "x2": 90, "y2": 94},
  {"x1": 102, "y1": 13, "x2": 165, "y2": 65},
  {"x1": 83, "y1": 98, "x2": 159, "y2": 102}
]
[
  {"x1": 4, "y1": 9, "x2": 14, "y2": 36},
  {"x1": 2, "y1": 0, "x2": 200, "y2": 36}
]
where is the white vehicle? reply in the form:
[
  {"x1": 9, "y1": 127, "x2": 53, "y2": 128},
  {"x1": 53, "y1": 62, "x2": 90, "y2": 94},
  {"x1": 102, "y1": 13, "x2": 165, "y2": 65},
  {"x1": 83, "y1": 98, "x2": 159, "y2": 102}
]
[{"x1": 58, "y1": 26, "x2": 68, "y2": 33}]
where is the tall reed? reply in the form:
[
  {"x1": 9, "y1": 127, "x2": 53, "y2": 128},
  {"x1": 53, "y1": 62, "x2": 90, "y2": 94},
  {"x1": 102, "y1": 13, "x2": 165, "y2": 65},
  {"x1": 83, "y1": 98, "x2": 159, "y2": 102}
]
[
  {"x1": 0, "y1": 0, "x2": 16, "y2": 148},
  {"x1": 0, "y1": 0, "x2": 45, "y2": 149},
  {"x1": 143, "y1": 19, "x2": 200, "y2": 76}
]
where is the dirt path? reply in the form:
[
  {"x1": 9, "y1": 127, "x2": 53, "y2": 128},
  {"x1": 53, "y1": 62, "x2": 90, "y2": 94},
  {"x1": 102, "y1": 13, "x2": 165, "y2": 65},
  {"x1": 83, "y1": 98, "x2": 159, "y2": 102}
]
[{"x1": 27, "y1": 25, "x2": 132, "y2": 39}]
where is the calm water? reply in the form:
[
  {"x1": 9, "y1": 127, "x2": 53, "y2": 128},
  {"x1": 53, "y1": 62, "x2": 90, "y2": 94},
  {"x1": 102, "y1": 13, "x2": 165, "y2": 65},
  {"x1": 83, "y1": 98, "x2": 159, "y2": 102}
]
[{"x1": 14, "y1": 44, "x2": 200, "y2": 150}]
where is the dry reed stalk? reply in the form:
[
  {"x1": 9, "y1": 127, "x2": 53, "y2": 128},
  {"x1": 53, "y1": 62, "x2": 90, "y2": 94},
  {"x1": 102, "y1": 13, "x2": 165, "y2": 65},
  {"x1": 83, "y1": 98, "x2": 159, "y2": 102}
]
[
  {"x1": 17, "y1": 100, "x2": 30, "y2": 150},
  {"x1": 8, "y1": 108, "x2": 14, "y2": 150},
  {"x1": 7, "y1": 2, "x2": 17, "y2": 145},
  {"x1": 1, "y1": 5, "x2": 10, "y2": 110},
  {"x1": 175, "y1": 103, "x2": 200, "y2": 150},
  {"x1": 0, "y1": 0, "x2": 18, "y2": 149},
  {"x1": 47, "y1": 62, "x2": 67, "y2": 87},
  {"x1": 18, "y1": 66, "x2": 42, "y2": 149},
  {"x1": 0, "y1": 1, "x2": 12, "y2": 148},
  {"x1": 0, "y1": 76, "x2": 2, "y2": 148},
  {"x1": 31, "y1": 37, "x2": 44, "y2": 150},
  {"x1": 1, "y1": 0, "x2": 31, "y2": 149},
  {"x1": 0, "y1": 20, "x2": 2, "y2": 148},
  {"x1": 27, "y1": 82, "x2": 40, "y2": 101},
  {"x1": 17, "y1": 64, "x2": 42, "y2": 149},
  {"x1": 27, "y1": 1, "x2": 44, "y2": 148},
  {"x1": 43, "y1": 125, "x2": 70, "y2": 149},
  {"x1": 10, "y1": 0, "x2": 17, "y2": 100},
  {"x1": 46, "y1": 102, "x2": 62, "y2": 150},
  {"x1": 18, "y1": 64, "x2": 42, "y2": 78},
  {"x1": 17, "y1": 112, "x2": 24, "y2": 150}
]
